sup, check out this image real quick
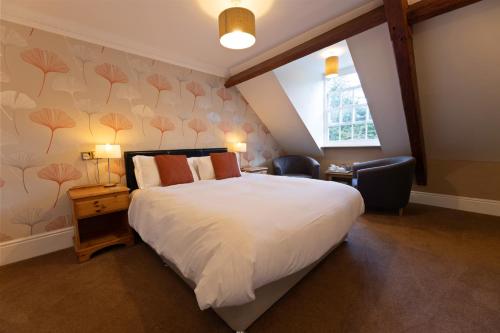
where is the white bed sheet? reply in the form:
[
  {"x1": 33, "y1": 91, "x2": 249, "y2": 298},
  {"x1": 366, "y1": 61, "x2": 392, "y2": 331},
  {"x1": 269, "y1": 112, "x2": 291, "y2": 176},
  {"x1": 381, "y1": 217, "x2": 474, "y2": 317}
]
[{"x1": 128, "y1": 173, "x2": 364, "y2": 310}]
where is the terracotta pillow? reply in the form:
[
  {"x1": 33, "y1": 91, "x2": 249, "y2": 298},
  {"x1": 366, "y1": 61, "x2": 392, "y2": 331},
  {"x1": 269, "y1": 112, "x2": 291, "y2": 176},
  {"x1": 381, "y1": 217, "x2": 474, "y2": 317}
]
[
  {"x1": 154, "y1": 154, "x2": 194, "y2": 186},
  {"x1": 210, "y1": 152, "x2": 241, "y2": 180}
]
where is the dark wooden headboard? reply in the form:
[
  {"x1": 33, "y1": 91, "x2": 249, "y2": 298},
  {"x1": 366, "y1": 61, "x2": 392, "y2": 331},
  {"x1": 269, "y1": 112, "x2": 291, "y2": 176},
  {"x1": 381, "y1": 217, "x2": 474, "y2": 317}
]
[{"x1": 124, "y1": 148, "x2": 227, "y2": 191}]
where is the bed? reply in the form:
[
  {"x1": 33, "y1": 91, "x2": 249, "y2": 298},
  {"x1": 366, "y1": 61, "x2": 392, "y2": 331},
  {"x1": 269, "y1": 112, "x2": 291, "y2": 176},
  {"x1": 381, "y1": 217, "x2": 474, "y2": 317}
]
[{"x1": 124, "y1": 148, "x2": 364, "y2": 332}]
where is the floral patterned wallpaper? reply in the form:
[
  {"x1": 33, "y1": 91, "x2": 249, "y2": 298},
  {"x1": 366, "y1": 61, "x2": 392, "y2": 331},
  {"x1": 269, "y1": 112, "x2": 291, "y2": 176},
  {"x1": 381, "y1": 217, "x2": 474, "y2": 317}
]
[{"x1": 0, "y1": 20, "x2": 282, "y2": 242}]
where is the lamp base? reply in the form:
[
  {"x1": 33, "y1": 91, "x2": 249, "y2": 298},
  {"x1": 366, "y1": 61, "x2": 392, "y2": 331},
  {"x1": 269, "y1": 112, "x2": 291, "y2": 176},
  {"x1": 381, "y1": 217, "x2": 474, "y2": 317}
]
[{"x1": 103, "y1": 183, "x2": 117, "y2": 187}]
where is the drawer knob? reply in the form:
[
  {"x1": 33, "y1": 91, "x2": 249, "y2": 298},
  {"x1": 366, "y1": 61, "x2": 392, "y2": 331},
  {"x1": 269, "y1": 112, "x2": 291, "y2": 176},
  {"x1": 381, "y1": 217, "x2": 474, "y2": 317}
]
[{"x1": 95, "y1": 209, "x2": 101, "y2": 213}]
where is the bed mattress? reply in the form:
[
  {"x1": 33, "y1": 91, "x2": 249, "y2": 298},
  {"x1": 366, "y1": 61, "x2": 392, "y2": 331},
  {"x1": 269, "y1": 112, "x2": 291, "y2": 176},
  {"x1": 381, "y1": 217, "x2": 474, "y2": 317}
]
[{"x1": 128, "y1": 173, "x2": 364, "y2": 310}]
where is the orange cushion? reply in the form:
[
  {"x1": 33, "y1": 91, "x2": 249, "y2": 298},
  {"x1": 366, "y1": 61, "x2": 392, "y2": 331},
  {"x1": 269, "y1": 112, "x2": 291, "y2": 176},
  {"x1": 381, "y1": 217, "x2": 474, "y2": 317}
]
[
  {"x1": 210, "y1": 152, "x2": 241, "y2": 180},
  {"x1": 154, "y1": 154, "x2": 194, "y2": 186}
]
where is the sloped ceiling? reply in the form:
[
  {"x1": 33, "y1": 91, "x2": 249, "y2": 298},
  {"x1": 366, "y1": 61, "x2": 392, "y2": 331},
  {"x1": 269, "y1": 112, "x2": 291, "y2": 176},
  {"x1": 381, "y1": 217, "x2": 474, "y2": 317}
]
[
  {"x1": 237, "y1": 72, "x2": 323, "y2": 157},
  {"x1": 0, "y1": 0, "x2": 373, "y2": 76}
]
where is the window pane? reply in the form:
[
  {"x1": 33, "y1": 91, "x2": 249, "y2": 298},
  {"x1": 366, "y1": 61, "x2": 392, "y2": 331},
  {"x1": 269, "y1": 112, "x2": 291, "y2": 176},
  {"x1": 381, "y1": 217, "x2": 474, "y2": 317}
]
[
  {"x1": 341, "y1": 90, "x2": 353, "y2": 106},
  {"x1": 355, "y1": 105, "x2": 367, "y2": 122},
  {"x1": 329, "y1": 109, "x2": 340, "y2": 123},
  {"x1": 353, "y1": 88, "x2": 366, "y2": 105},
  {"x1": 343, "y1": 73, "x2": 360, "y2": 88},
  {"x1": 353, "y1": 123, "x2": 366, "y2": 139},
  {"x1": 332, "y1": 93, "x2": 341, "y2": 109},
  {"x1": 329, "y1": 126, "x2": 340, "y2": 141},
  {"x1": 367, "y1": 122, "x2": 377, "y2": 139},
  {"x1": 341, "y1": 125, "x2": 352, "y2": 140},
  {"x1": 341, "y1": 107, "x2": 353, "y2": 123}
]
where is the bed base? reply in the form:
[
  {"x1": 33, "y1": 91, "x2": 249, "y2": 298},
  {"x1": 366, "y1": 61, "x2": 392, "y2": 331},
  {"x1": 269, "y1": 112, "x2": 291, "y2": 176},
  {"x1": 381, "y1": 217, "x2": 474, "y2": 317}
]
[{"x1": 160, "y1": 235, "x2": 347, "y2": 332}]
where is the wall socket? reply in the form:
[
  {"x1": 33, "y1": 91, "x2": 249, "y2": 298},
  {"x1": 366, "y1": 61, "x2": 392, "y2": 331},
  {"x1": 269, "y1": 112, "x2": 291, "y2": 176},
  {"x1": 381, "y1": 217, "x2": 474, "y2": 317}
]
[{"x1": 81, "y1": 151, "x2": 95, "y2": 160}]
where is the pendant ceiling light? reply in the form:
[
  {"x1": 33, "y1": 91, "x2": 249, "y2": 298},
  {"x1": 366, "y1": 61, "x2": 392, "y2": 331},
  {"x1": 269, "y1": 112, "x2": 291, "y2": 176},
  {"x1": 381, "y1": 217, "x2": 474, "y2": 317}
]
[
  {"x1": 325, "y1": 56, "x2": 339, "y2": 78},
  {"x1": 218, "y1": 7, "x2": 256, "y2": 50}
]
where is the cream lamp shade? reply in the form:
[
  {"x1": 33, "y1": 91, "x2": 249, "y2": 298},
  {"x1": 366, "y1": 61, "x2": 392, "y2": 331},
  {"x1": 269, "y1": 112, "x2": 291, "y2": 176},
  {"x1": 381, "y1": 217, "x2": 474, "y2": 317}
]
[
  {"x1": 228, "y1": 142, "x2": 247, "y2": 153},
  {"x1": 218, "y1": 7, "x2": 256, "y2": 50},
  {"x1": 325, "y1": 56, "x2": 339, "y2": 78},
  {"x1": 94, "y1": 144, "x2": 121, "y2": 159}
]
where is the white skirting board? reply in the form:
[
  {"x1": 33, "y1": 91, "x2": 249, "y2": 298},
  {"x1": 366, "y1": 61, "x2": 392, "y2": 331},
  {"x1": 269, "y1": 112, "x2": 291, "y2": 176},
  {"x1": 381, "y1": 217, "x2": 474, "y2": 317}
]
[
  {"x1": 1, "y1": 192, "x2": 499, "y2": 267},
  {"x1": 0, "y1": 226, "x2": 74, "y2": 266},
  {"x1": 410, "y1": 191, "x2": 500, "y2": 217}
]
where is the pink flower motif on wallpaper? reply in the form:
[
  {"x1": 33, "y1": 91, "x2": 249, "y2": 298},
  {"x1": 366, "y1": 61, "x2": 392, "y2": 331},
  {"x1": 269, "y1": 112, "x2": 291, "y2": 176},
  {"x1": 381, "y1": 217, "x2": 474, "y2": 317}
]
[
  {"x1": 20, "y1": 48, "x2": 70, "y2": 97},
  {"x1": 3, "y1": 152, "x2": 43, "y2": 194},
  {"x1": 70, "y1": 44, "x2": 99, "y2": 85},
  {"x1": 0, "y1": 90, "x2": 36, "y2": 136},
  {"x1": 262, "y1": 150, "x2": 273, "y2": 161},
  {"x1": 242, "y1": 122, "x2": 255, "y2": 140},
  {"x1": 11, "y1": 207, "x2": 51, "y2": 236},
  {"x1": 176, "y1": 111, "x2": 190, "y2": 136},
  {"x1": 216, "y1": 87, "x2": 232, "y2": 112},
  {"x1": 38, "y1": 163, "x2": 82, "y2": 208},
  {"x1": 75, "y1": 98, "x2": 102, "y2": 137},
  {"x1": 206, "y1": 77, "x2": 220, "y2": 103},
  {"x1": 218, "y1": 120, "x2": 233, "y2": 139},
  {"x1": 95, "y1": 63, "x2": 129, "y2": 104},
  {"x1": 147, "y1": 74, "x2": 172, "y2": 108},
  {"x1": 188, "y1": 118, "x2": 208, "y2": 148},
  {"x1": 186, "y1": 81, "x2": 206, "y2": 112},
  {"x1": 99, "y1": 113, "x2": 133, "y2": 144},
  {"x1": 29, "y1": 108, "x2": 76, "y2": 154},
  {"x1": 131, "y1": 104, "x2": 155, "y2": 136},
  {"x1": 110, "y1": 159, "x2": 126, "y2": 183},
  {"x1": 150, "y1": 115, "x2": 175, "y2": 148},
  {"x1": 242, "y1": 151, "x2": 255, "y2": 166},
  {"x1": 1, "y1": 26, "x2": 28, "y2": 75},
  {"x1": 45, "y1": 215, "x2": 71, "y2": 232}
]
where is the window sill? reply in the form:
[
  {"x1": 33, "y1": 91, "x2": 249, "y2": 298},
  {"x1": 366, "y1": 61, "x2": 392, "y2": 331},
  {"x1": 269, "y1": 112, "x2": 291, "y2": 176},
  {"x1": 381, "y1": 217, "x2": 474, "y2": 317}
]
[{"x1": 322, "y1": 143, "x2": 381, "y2": 149}]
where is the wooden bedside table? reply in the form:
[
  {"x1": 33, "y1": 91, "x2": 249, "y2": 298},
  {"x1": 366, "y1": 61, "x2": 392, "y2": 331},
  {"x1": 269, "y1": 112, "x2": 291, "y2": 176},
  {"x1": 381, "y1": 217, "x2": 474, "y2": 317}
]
[
  {"x1": 67, "y1": 185, "x2": 134, "y2": 262},
  {"x1": 241, "y1": 166, "x2": 268, "y2": 174},
  {"x1": 325, "y1": 170, "x2": 353, "y2": 185}
]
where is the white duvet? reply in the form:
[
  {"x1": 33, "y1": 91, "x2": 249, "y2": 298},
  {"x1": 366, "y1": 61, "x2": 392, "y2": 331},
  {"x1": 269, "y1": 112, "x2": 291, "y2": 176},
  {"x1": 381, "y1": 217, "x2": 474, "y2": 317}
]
[{"x1": 128, "y1": 173, "x2": 364, "y2": 310}]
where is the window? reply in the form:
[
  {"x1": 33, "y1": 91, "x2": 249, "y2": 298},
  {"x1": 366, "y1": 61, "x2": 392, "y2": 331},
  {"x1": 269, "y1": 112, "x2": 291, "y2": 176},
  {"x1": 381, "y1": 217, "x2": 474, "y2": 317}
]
[{"x1": 324, "y1": 68, "x2": 379, "y2": 147}]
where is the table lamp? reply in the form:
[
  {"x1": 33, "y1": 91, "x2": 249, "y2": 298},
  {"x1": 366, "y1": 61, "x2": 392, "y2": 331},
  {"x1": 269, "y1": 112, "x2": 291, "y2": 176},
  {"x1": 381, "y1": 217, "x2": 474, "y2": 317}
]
[
  {"x1": 228, "y1": 142, "x2": 247, "y2": 166},
  {"x1": 95, "y1": 144, "x2": 121, "y2": 187}
]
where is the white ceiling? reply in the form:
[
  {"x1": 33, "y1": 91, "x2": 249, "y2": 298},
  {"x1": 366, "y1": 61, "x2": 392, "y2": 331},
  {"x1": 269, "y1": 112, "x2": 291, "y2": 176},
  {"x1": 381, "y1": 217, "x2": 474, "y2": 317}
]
[{"x1": 1, "y1": 0, "x2": 371, "y2": 76}]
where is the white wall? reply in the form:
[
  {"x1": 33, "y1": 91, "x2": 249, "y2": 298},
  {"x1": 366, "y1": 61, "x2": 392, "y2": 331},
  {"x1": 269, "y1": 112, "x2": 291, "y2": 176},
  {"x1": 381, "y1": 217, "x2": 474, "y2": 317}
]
[
  {"x1": 237, "y1": 72, "x2": 323, "y2": 157},
  {"x1": 346, "y1": 24, "x2": 411, "y2": 156},
  {"x1": 273, "y1": 55, "x2": 325, "y2": 147}
]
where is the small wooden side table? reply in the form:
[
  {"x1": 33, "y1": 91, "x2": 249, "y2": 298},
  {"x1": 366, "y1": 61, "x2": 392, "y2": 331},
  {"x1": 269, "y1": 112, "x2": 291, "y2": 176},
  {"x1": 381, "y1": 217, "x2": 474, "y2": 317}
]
[
  {"x1": 325, "y1": 171, "x2": 353, "y2": 185},
  {"x1": 67, "y1": 185, "x2": 134, "y2": 262},
  {"x1": 241, "y1": 166, "x2": 269, "y2": 174}
]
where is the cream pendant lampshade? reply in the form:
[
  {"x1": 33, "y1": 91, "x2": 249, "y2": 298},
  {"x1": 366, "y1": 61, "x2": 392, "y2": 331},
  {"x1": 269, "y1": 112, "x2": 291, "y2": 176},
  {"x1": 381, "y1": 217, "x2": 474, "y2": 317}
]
[
  {"x1": 325, "y1": 56, "x2": 339, "y2": 78},
  {"x1": 218, "y1": 7, "x2": 256, "y2": 50}
]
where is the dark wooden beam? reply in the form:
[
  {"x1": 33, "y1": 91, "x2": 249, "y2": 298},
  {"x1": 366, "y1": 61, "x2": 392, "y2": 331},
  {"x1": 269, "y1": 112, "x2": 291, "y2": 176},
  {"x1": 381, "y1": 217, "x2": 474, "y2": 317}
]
[
  {"x1": 224, "y1": 6, "x2": 387, "y2": 88},
  {"x1": 225, "y1": 0, "x2": 483, "y2": 88},
  {"x1": 384, "y1": 0, "x2": 427, "y2": 185},
  {"x1": 407, "y1": 0, "x2": 483, "y2": 25}
]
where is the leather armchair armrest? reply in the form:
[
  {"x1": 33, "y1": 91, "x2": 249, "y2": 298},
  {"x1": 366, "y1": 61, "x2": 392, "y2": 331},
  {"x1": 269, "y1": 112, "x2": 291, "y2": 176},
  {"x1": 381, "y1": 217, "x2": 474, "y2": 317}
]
[
  {"x1": 272, "y1": 160, "x2": 284, "y2": 175},
  {"x1": 304, "y1": 156, "x2": 320, "y2": 179}
]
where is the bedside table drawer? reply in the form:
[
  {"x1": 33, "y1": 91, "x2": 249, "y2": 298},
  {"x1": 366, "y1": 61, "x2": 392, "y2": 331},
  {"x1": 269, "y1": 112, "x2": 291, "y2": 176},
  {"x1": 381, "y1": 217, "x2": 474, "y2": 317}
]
[{"x1": 75, "y1": 194, "x2": 129, "y2": 218}]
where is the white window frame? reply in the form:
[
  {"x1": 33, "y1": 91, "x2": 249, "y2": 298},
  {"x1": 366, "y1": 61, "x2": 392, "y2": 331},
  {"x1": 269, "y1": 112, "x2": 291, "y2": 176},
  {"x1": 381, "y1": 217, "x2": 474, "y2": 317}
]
[{"x1": 323, "y1": 68, "x2": 380, "y2": 148}]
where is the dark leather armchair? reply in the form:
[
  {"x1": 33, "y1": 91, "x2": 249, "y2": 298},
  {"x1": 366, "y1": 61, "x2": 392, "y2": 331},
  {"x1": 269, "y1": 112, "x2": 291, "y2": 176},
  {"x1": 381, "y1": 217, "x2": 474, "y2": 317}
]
[
  {"x1": 273, "y1": 155, "x2": 320, "y2": 179},
  {"x1": 352, "y1": 156, "x2": 415, "y2": 212}
]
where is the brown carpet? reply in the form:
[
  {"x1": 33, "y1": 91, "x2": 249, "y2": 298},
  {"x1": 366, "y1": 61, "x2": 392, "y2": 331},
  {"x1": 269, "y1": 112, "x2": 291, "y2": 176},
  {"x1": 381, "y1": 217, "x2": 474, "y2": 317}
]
[{"x1": 1, "y1": 204, "x2": 499, "y2": 333}]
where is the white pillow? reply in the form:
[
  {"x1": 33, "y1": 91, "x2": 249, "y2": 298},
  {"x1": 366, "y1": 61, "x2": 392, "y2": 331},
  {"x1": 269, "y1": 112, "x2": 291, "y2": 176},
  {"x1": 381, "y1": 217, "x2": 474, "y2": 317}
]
[
  {"x1": 187, "y1": 157, "x2": 200, "y2": 181},
  {"x1": 132, "y1": 155, "x2": 199, "y2": 189},
  {"x1": 195, "y1": 156, "x2": 215, "y2": 180}
]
